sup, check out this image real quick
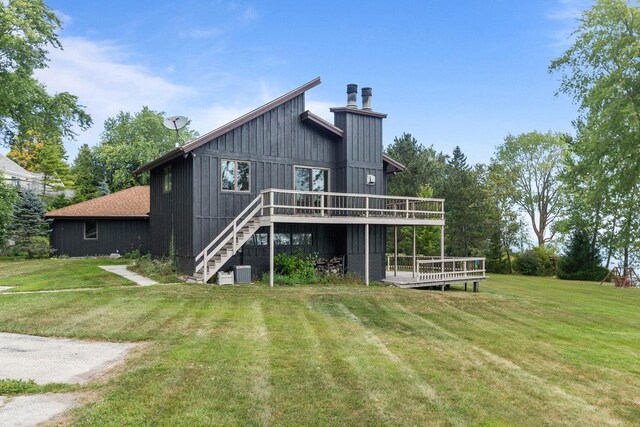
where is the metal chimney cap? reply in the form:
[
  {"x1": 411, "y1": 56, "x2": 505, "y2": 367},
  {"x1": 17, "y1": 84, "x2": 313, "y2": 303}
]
[
  {"x1": 347, "y1": 84, "x2": 358, "y2": 94},
  {"x1": 362, "y1": 87, "x2": 372, "y2": 96}
]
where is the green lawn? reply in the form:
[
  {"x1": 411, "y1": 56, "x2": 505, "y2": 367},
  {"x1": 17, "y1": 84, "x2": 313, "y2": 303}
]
[
  {"x1": 0, "y1": 258, "x2": 134, "y2": 291},
  {"x1": 0, "y1": 262, "x2": 639, "y2": 425}
]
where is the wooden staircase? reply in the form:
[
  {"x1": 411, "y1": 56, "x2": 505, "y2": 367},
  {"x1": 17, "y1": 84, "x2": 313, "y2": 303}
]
[{"x1": 192, "y1": 195, "x2": 266, "y2": 283}]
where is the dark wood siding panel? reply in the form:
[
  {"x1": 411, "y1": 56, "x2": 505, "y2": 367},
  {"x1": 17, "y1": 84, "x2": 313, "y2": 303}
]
[
  {"x1": 50, "y1": 219, "x2": 149, "y2": 257},
  {"x1": 149, "y1": 155, "x2": 193, "y2": 258},
  {"x1": 190, "y1": 94, "x2": 339, "y2": 256}
]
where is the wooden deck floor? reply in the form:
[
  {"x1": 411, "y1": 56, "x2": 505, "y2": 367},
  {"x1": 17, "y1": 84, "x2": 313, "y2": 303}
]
[{"x1": 383, "y1": 271, "x2": 487, "y2": 290}]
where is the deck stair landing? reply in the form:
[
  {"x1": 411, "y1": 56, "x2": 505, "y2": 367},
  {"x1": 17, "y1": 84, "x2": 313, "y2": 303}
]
[{"x1": 193, "y1": 195, "x2": 266, "y2": 283}]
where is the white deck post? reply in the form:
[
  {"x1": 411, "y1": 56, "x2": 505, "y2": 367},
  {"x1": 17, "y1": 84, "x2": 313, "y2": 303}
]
[
  {"x1": 269, "y1": 191, "x2": 274, "y2": 216},
  {"x1": 412, "y1": 226, "x2": 416, "y2": 278},
  {"x1": 440, "y1": 225, "x2": 445, "y2": 279},
  {"x1": 394, "y1": 226, "x2": 398, "y2": 277},
  {"x1": 269, "y1": 223, "x2": 274, "y2": 288},
  {"x1": 203, "y1": 249, "x2": 207, "y2": 283},
  {"x1": 365, "y1": 223, "x2": 369, "y2": 286}
]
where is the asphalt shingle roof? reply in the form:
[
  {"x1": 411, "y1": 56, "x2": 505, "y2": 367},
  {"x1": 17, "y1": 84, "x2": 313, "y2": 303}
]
[{"x1": 46, "y1": 186, "x2": 150, "y2": 218}]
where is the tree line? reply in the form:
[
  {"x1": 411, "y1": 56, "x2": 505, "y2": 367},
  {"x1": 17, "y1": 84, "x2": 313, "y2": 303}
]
[
  {"x1": 1, "y1": 0, "x2": 638, "y2": 276},
  {"x1": 385, "y1": 0, "x2": 640, "y2": 279}
]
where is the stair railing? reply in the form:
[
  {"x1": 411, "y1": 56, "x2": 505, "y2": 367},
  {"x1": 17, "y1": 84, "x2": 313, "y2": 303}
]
[{"x1": 195, "y1": 194, "x2": 263, "y2": 282}]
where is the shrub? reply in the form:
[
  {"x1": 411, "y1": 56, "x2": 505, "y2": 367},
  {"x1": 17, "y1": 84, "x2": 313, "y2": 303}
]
[
  {"x1": 514, "y1": 246, "x2": 556, "y2": 276},
  {"x1": 25, "y1": 236, "x2": 53, "y2": 258},
  {"x1": 274, "y1": 252, "x2": 317, "y2": 282},
  {"x1": 558, "y1": 228, "x2": 608, "y2": 281},
  {"x1": 124, "y1": 249, "x2": 142, "y2": 259},
  {"x1": 129, "y1": 255, "x2": 179, "y2": 283}
]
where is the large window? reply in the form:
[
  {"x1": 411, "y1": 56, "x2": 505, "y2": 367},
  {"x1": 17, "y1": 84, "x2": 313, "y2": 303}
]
[
  {"x1": 274, "y1": 233, "x2": 291, "y2": 246},
  {"x1": 84, "y1": 220, "x2": 98, "y2": 240},
  {"x1": 294, "y1": 166, "x2": 329, "y2": 211},
  {"x1": 222, "y1": 160, "x2": 250, "y2": 192},
  {"x1": 292, "y1": 233, "x2": 312, "y2": 245},
  {"x1": 294, "y1": 167, "x2": 328, "y2": 192},
  {"x1": 246, "y1": 233, "x2": 268, "y2": 246},
  {"x1": 162, "y1": 166, "x2": 172, "y2": 193}
]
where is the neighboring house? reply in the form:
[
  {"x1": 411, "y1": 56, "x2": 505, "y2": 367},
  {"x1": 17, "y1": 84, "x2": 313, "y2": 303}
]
[
  {"x1": 0, "y1": 152, "x2": 73, "y2": 197},
  {"x1": 45, "y1": 186, "x2": 150, "y2": 257},
  {"x1": 48, "y1": 77, "x2": 486, "y2": 288}
]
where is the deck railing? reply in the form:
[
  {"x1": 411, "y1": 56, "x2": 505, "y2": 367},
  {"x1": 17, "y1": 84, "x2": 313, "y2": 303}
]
[
  {"x1": 260, "y1": 189, "x2": 444, "y2": 221},
  {"x1": 386, "y1": 254, "x2": 458, "y2": 272},
  {"x1": 416, "y1": 258, "x2": 486, "y2": 282}
]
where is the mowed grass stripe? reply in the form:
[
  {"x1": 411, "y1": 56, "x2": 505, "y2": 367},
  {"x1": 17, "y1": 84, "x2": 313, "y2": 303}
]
[{"x1": 0, "y1": 264, "x2": 639, "y2": 425}]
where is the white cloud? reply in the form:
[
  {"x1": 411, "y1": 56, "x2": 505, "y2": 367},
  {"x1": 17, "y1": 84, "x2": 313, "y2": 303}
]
[
  {"x1": 305, "y1": 99, "x2": 337, "y2": 123},
  {"x1": 178, "y1": 27, "x2": 224, "y2": 40},
  {"x1": 546, "y1": 0, "x2": 592, "y2": 49},
  {"x1": 36, "y1": 37, "x2": 193, "y2": 152},
  {"x1": 34, "y1": 34, "x2": 329, "y2": 158},
  {"x1": 240, "y1": 5, "x2": 258, "y2": 24}
]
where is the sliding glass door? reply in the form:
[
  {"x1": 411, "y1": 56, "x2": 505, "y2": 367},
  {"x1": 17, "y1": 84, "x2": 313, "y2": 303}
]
[{"x1": 294, "y1": 166, "x2": 329, "y2": 214}]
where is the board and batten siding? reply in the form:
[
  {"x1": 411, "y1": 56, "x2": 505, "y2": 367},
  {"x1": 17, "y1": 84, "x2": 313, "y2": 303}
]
[
  {"x1": 149, "y1": 155, "x2": 194, "y2": 272},
  {"x1": 333, "y1": 110, "x2": 387, "y2": 281},
  {"x1": 191, "y1": 93, "x2": 339, "y2": 255},
  {"x1": 50, "y1": 219, "x2": 149, "y2": 257}
]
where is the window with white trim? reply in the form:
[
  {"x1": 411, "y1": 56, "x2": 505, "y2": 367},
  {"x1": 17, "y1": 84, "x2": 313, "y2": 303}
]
[{"x1": 84, "y1": 220, "x2": 98, "y2": 240}]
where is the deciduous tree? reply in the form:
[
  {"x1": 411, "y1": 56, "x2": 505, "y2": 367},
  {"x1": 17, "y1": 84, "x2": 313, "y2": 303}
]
[
  {"x1": 94, "y1": 107, "x2": 198, "y2": 192},
  {"x1": 550, "y1": 0, "x2": 640, "y2": 267},
  {"x1": 0, "y1": 0, "x2": 91, "y2": 145},
  {"x1": 492, "y1": 131, "x2": 568, "y2": 246}
]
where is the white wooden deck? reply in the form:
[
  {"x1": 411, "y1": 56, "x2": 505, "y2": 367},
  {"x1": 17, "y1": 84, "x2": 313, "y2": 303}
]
[
  {"x1": 260, "y1": 189, "x2": 445, "y2": 226},
  {"x1": 383, "y1": 256, "x2": 487, "y2": 290}
]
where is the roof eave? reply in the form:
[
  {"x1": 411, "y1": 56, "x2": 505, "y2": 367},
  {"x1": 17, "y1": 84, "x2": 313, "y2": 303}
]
[
  {"x1": 134, "y1": 77, "x2": 322, "y2": 174},
  {"x1": 329, "y1": 107, "x2": 388, "y2": 119},
  {"x1": 134, "y1": 148, "x2": 184, "y2": 175},
  {"x1": 300, "y1": 110, "x2": 343, "y2": 139},
  {"x1": 46, "y1": 215, "x2": 149, "y2": 219},
  {"x1": 383, "y1": 154, "x2": 406, "y2": 172}
]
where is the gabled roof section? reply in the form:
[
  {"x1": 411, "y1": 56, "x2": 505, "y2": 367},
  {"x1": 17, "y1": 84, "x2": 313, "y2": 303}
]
[
  {"x1": 135, "y1": 77, "x2": 322, "y2": 174},
  {"x1": 300, "y1": 110, "x2": 343, "y2": 139},
  {"x1": 45, "y1": 186, "x2": 150, "y2": 218},
  {"x1": 383, "y1": 154, "x2": 406, "y2": 173},
  {"x1": 1, "y1": 152, "x2": 32, "y2": 176}
]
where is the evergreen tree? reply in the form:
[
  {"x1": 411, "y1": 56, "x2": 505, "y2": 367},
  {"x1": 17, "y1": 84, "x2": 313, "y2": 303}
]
[
  {"x1": 0, "y1": 179, "x2": 18, "y2": 249},
  {"x1": 9, "y1": 190, "x2": 51, "y2": 258},
  {"x1": 558, "y1": 228, "x2": 608, "y2": 281},
  {"x1": 384, "y1": 133, "x2": 446, "y2": 197},
  {"x1": 436, "y1": 147, "x2": 489, "y2": 257},
  {"x1": 71, "y1": 144, "x2": 103, "y2": 202}
]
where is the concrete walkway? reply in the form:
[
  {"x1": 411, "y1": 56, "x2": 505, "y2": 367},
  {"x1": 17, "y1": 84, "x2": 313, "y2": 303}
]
[
  {"x1": 0, "y1": 286, "x2": 14, "y2": 292},
  {"x1": 0, "y1": 332, "x2": 135, "y2": 384},
  {"x1": 0, "y1": 332, "x2": 136, "y2": 426},
  {"x1": 99, "y1": 265, "x2": 157, "y2": 286},
  {"x1": 0, "y1": 393, "x2": 81, "y2": 426}
]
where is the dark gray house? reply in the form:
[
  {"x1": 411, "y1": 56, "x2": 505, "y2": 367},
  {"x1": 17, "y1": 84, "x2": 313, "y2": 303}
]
[
  {"x1": 46, "y1": 186, "x2": 150, "y2": 257},
  {"x1": 49, "y1": 77, "x2": 486, "y2": 288},
  {"x1": 134, "y1": 77, "x2": 465, "y2": 285}
]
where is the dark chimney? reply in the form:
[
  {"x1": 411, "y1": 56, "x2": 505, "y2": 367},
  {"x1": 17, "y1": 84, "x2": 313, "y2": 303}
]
[
  {"x1": 347, "y1": 84, "x2": 358, "y2": 109},
  {"x1": 361, "y1": 87, "x2": 372, "y2": 111}
]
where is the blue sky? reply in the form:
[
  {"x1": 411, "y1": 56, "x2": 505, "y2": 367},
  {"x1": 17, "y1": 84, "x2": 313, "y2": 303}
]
[{"x1": 40, "y1": 0, "x2": 592, "y2": 164}]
